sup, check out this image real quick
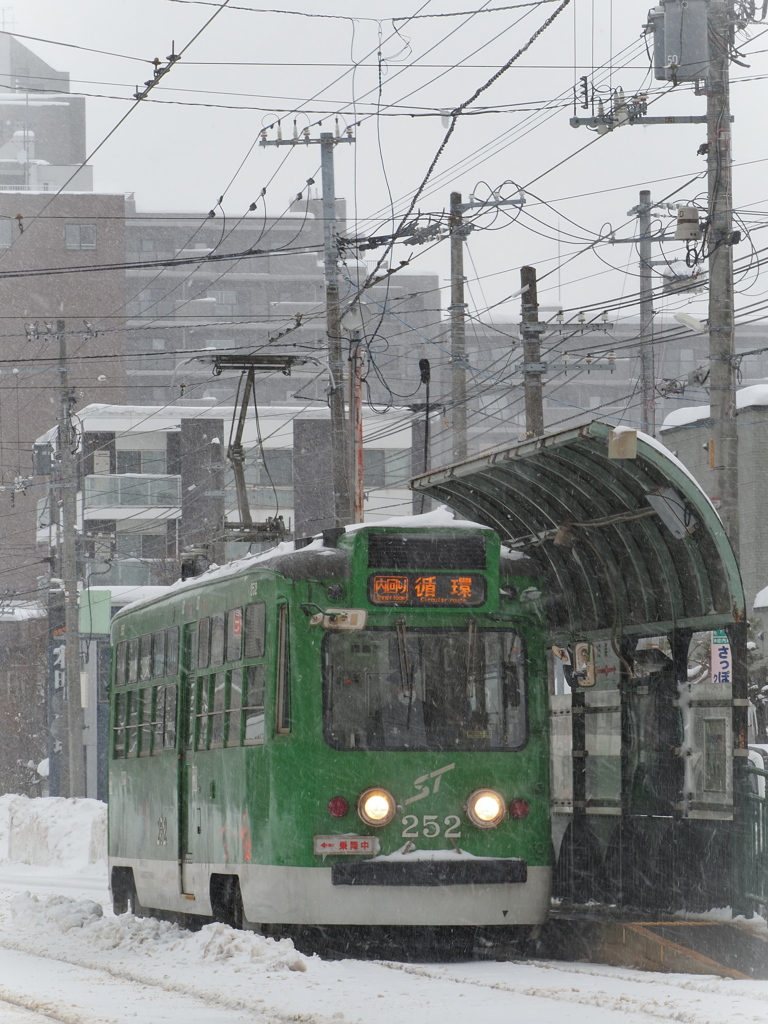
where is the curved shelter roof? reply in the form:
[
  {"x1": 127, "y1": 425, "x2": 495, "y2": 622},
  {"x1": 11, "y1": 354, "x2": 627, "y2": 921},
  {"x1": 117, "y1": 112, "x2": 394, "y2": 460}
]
[{"x1": 410, "y1": 420, "x2": 744, "y2": 638}]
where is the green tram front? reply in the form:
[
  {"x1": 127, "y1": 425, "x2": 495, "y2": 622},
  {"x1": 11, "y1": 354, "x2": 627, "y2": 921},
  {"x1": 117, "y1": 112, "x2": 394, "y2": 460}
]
[{"x1": 108, "y1": 520, "x2": 551, "y2": 934}]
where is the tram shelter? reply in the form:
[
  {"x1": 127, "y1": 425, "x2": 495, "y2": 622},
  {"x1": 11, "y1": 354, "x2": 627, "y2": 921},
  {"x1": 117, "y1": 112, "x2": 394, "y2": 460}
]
[{"x1": 410, "y1": 420, "x2": 762, "y2": 918}]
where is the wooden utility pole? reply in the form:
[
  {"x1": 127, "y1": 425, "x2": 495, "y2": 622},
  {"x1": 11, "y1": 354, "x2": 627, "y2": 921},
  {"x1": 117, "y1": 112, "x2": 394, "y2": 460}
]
[
  {"x1": 449, "y1": 192, "x2": 468, "y2": 461},
  {"x1": 707, "y1": 0, "x2": 739, "y2": 557},
  {"x1": 57, "y1": 320, "x2": 85, "y2": 798},
  {"x1": 520, "y1": 266, "x2": 544, "y2": 436}
]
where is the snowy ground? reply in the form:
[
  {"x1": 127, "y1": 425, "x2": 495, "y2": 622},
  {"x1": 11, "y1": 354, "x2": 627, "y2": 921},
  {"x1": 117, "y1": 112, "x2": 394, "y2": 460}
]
[{"x1": 0, "y1": 797, "x2": 766, "y2": 1023}]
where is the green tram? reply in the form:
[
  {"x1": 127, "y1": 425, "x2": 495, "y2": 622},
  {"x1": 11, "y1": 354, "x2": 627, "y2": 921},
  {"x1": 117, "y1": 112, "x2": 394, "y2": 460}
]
[{"x1": 108, "y1": 521, "x2": 551, "y2": 940}]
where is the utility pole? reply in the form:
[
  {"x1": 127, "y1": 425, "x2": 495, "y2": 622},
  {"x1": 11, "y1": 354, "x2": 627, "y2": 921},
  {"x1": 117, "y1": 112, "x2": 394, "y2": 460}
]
[
  {"x1": 449, "y1": 192, "x2": 468, "y2": 461},
  {"x1": 638, "y1": 190, "x2": 655, "y2": 436},
  {"x1": 57, "y1": 320, "x2": 85, "y2": 798},
  {"x1": 707, "y1": 0, "x2": 739, "y2": 557},
  {"x1": 321, "y1": 132, "x2": 352, "y2": 526},
  {"x1": 260, "y1": 126, "x2": 355, "y2": 528},
  {"x1": 520, "y1": 266, "x2": 544, "y2": 437},
  {"x1": 346, "y1": 326, "x2": 365, "y2": 524}
]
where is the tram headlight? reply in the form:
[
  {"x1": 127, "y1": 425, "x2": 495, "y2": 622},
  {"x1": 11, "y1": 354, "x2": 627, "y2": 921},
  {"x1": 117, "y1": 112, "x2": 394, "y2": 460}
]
[
  {"x1": 466, "y1": 788, "x2": 505, "y2": 828},
  {"x1": 357, "y1": 787, "x2": 396, "y2": 828}
]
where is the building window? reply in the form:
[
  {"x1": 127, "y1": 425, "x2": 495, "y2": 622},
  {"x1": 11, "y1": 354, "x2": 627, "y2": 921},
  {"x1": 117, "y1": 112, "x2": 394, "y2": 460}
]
[
  {"x1": 363, "y1": 449, "x2": 411, "y2": 489},
  {"x1": 65, "y1": 224, "x2": 97, "y2": 250},
  {"x1": 116, "y1": 450, "x2": 166, "y2": 474}
]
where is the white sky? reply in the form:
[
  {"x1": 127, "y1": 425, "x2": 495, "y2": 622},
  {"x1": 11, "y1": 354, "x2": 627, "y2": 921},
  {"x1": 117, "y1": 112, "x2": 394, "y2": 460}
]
[{"x1": 13, "y1": 1, "x2": 768, "y2": 324}]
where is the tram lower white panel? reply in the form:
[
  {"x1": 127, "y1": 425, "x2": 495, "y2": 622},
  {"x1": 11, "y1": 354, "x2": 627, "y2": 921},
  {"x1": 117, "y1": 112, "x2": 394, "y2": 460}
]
[{"x1": 113, "y1": 857, "x2": 551, "y2": 926}]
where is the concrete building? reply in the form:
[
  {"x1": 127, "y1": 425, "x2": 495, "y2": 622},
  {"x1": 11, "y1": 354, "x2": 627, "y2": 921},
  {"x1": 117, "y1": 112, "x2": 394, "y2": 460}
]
[
  {"x1": 0, "y1": 36, "x2": 92, "y2": 191},
  {"x1": 35, "y1": 402, "x2": 416, "y2": 588}
]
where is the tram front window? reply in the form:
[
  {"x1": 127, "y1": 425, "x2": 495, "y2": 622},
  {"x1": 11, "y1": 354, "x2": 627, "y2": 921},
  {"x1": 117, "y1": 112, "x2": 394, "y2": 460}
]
[{"x1": 323, "y1": 626, "x2": 527, "y2": 751}]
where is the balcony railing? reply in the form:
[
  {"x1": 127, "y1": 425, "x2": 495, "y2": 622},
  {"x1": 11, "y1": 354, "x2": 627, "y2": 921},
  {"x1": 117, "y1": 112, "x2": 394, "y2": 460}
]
[{"x1": 85, "y1": 474, "x2": 181, "y2": 508}]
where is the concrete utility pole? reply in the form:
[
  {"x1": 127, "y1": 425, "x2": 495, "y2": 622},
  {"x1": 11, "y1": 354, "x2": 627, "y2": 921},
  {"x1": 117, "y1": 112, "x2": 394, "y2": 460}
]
[
  {"x1": 637, "y1": 190, "x2": 655, "y2": 436},
  {"x1": 520, "y1": 266, "x2": 544, "y2": 436},
  {"x1": 320, "y1": 133, "x2": 352, "y2": 526},
  {"x1": 57, "y1": 320, "x2": 85, "y2": 798},
  {"x1": 449, "y1": 192, "x2": 468, "y2": 461},
  {"x1": 260, "y1": 127, "x2": 354, "y2": 528},
  {"x1": 707, "y1": 0, "x2": 739, "y2": 557}
]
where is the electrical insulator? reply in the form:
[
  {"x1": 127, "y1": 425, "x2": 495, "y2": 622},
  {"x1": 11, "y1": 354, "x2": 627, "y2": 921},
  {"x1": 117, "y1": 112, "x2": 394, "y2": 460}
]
[
  {"x1": 334, "y1": 118, "x2": 340, "y2": 139},
  {"x1": 293, "y1": 120, "x2": 299, "y2": 142},
  {"x1": 675, "y1": 206, "x2": 702, "y2": 240},
  {"x1": 302, "y1": 126, "x2": 310, "y2": 142},
  {"x1": 277, "y1": 121, "x2": 282, "y2": 142}
]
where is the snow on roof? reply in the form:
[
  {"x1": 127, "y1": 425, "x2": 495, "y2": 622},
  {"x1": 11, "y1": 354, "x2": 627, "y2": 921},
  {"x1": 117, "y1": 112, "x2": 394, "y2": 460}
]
[
  {"x1": 0, "y1": 602, "x2": 45, "y2": 622},
  {"x1": 345, "y1": 505, "x2": 490, "y2": 533},
  {"x1": 661, "y1": 382, "x2": 768, "y2": 431},
  {"x1": 86, "y1": 585, "x2": 173, "y2": 607}
]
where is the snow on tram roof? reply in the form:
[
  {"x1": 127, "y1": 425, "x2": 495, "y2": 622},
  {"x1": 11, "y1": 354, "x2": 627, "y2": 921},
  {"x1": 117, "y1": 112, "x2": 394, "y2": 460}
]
[{"x1": 112, "y1": 507, "x2": 489, "y2": 615}]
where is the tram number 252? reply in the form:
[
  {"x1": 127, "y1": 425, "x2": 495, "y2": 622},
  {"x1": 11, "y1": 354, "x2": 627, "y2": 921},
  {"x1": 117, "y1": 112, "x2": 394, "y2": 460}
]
[{"x1": 401, "y1": 814, "x2": 461, "y2": 839}]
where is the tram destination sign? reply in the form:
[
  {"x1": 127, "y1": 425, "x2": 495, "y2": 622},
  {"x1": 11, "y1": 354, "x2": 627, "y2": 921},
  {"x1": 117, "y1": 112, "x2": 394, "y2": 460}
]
[{"x1": 368, "y1": 572, "x2": 486, "y2": 607}]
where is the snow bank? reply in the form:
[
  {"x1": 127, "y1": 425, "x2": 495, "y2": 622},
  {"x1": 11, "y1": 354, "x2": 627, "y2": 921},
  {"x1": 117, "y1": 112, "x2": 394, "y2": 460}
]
[
  {"x1": 9, "y1": 891, "x2": 308, "y2": 973},
  {"x1": 0, "y1": 796, "x2": 106, "y2": 869}
]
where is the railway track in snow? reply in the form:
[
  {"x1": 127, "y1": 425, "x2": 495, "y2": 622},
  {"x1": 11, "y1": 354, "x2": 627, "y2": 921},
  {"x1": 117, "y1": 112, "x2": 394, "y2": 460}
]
[{"x1": 1, "y1": 885, "x2": 767, "y2": 1024}]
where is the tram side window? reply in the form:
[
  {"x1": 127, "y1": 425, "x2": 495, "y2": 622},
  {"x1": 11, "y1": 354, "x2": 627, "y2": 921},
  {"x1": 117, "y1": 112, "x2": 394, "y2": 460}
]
[
  {"x1": 244, "y1": 602, "x2": 266, "y2": 659},
  {"x1": 115, "y1": 642, "x2": 127, "y2": 687},
  {"x1": 139, "y1": 688, "x2": 152, "y2": 755},
  {"x1": 226, "y1": 669, "x2": 242, "y2": 747},
  {"x1": 113, "y1": 692, "x2": 126, "y2": 758},
  {"x1": 126, "y1": 691, "x2": 139, "y2": 757},
  {"x1": 152, "y1": 630, "x2": 166, "y2": 678},
  {"x1": 210, "y1": 672, "x2": 225, "y2": 748},
  {"x1": 127, "y1": 637, "x2": 139, "y2": 684},
  {"x1": 227, "y1": 608, "x2": 243, "y2": 663},
  {"x1": 152, "y1": 684, "x2": 164, "y2": 751},
  {"x1": 184, "y1": 677, "x2": 196, "y2": 750},
  {"x1": 276, "y1": 604, "x2": 290, "y2": 735},
  {"x1": 166, "y1": 626, "x2": 180, "y2": 676},
  {"x1": 198, "y1": 618, "x2": 210, "y2": 669},
  {"x1": 196, "y1": 675, "x2": 211, "y2": 750},
  {"x1": 152, "y1": 683, "x2": 178, "y2": 752},
  {"x1": 139, "y1": 634, "x2": 152, "y2": 682},
  {"x1": 210, "y1": 612, "x2": 225, "y2": 667},
  {"x1": 184, "y1": 626, "x2": 198, "y2": 672},
  {"x1": 243, "y1": 664, "x2": 265, "y2": 745},
  {"x1": 164, "y1": 684, "x2": 177, "y2": 749}
]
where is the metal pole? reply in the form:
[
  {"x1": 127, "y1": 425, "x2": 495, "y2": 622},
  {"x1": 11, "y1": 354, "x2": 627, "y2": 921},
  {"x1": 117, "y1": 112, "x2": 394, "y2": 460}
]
[
  {"x1": 520, "y1": 266, "x2": 544, "y2": 436},
  {"x1": 707, "y1": 0, "x2": 739, "y2": 557},
  {"x1": 320, "y1": 133, "x2": 351, "y2": 527},
  {"x1": 638, "y1": 190, "x2": 656, "y2": 436},
  {"x1": 58, "y1": 320, "x2": 85, "y2": 798},
  {"x1": 450, "y1": 192, "x2": 468, "y2": 461}
]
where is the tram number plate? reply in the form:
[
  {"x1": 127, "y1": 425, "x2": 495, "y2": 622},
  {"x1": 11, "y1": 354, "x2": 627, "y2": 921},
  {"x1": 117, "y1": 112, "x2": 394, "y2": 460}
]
[
  {"x1": 401, "y1": 815, "x2": 462, "y2": 839},
  {"x1": 314, "y1": 835, "x2": 380, "y2": 856}
]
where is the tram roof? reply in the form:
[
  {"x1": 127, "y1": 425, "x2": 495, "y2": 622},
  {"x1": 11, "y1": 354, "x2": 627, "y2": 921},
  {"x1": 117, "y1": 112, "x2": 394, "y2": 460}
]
[{"x1": 410, "y1": 420, "x2": 744, "y2": 639}]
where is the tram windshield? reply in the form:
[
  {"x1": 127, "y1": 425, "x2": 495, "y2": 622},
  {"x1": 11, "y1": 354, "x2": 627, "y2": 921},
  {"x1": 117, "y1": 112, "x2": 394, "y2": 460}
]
[{"x1": 323, "y1": 625, "x2": 527, "y2": 751}]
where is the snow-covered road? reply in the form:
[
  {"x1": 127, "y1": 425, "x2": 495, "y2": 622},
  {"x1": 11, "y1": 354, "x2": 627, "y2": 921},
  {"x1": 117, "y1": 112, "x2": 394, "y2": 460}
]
[{"x1": 0, "y1": 867, "x2": 766, "y2": 1024}]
